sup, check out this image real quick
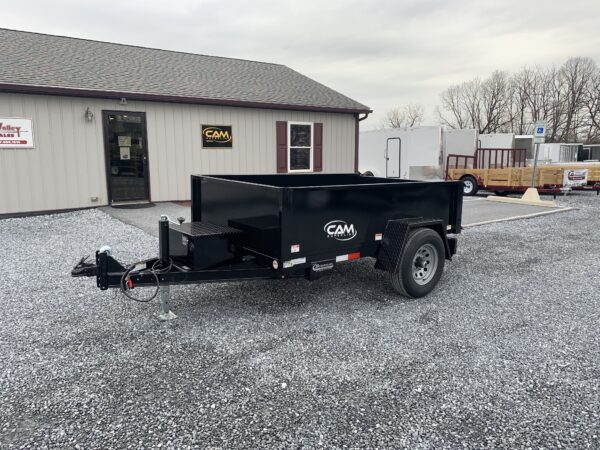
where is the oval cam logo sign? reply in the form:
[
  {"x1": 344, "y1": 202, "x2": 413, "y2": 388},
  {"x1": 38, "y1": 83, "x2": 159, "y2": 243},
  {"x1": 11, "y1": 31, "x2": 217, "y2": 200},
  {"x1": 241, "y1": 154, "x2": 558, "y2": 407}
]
[
  {"x1": 324, "y1": 220, "x2": 357, "y2": 241},
  {"x1": 202, "y1": 125, "x2": 232, "y2": 148}
]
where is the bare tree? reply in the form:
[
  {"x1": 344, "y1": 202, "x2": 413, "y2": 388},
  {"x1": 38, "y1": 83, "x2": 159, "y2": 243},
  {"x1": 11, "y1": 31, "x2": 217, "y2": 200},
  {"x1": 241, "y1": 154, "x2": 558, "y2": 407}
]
[
  {"x1": 438, "y1": 85, "x2": 468, "y2": 129},
  {"x1": 509, "y1": 67, "x2": 534, "y2": 134},
  {"x1": 437, "y1": 72, "x2": 512, "y2": 133},
  {"x1": 558, "y1": 57, "x2": 596, "y2": 142},
  {"x1": 582, "y1": 69, "x2": 600, "y2": 143},
  {"x1": 462, "y1": 79, "x2": 483, "y2": 130},
  {"x1": 381, "y1": 103, "x2": 424, "y2": 128},
  {"x1": 480, "y1": 71, "x2": 512, "y2": 133},
  {"x1": 436, "y1": 57, "x2": 600, "y2": 143}
]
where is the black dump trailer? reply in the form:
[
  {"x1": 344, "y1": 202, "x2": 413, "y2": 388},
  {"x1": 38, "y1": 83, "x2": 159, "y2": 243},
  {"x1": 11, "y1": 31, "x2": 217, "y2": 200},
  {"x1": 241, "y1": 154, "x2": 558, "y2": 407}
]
[{"x1": 73, "y1": 174, "x2": 463, "y2": 307}]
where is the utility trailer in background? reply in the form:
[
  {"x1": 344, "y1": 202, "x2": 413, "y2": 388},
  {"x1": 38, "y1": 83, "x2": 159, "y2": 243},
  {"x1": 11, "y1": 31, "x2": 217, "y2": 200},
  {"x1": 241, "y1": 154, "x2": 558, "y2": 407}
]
[
  {"x1": 446, "y1": 148, "x2": 600, "y2": 196},
  {"x1": 73, "y1": 174, "x2": 463, "y2": 314}
]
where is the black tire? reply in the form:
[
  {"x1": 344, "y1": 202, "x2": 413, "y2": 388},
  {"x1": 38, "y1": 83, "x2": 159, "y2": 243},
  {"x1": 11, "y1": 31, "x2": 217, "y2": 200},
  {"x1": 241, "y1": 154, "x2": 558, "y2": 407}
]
[
  {"x1": 461, "y1": 175, "x2": 478, "y2": 196},
  {"x1": 362, "y1": 171, "x2": 374, "y2": 177},
  {"x1": 390, "y1": 228, "x2": 445, "y2": 298},
  {"x1": 494, "y1": 191, "x2": 509, "y2": 196}
]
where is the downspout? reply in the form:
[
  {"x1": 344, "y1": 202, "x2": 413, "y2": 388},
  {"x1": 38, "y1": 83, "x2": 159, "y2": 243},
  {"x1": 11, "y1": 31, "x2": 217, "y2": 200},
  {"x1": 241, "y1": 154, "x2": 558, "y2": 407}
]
[{"x1": 355, "y1": 112, "x2": 370, "y2": 172}]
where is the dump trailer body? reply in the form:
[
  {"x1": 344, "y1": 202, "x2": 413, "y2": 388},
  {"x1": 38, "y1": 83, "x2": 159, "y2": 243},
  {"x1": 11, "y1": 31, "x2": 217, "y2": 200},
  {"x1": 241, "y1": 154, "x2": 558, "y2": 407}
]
[{"x1": 191, "y1": 174, "x2": 462, "y2": 268}]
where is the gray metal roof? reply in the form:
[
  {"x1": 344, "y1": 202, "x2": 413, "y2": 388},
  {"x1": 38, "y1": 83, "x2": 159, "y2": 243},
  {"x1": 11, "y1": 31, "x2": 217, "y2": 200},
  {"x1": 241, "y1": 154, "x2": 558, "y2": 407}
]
[{"x1": 0, "y1": 28, "x2": 370, "y2": 113}]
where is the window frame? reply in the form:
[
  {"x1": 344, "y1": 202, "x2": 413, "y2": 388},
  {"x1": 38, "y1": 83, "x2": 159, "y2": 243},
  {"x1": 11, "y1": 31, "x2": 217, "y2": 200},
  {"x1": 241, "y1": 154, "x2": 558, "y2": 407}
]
[{"x1": 287, "y1": 121, "x2": 314, "y2": 173}]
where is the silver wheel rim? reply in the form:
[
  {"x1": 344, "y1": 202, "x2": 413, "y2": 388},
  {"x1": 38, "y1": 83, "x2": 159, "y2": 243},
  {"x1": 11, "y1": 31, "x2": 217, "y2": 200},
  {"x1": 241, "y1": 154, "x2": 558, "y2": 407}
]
[
  {"x1": 463, "y1": 179, "x2": 473, "y2": 194},
  {"x1": 412, "y1": 243, "x2": 439, "y2": 285}
]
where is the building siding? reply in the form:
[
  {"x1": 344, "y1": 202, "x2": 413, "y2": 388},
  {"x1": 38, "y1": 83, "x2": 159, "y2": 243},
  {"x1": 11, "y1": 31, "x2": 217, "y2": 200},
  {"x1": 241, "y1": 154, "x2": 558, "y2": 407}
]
[{"x1": 0, "y1": 93, "x2": 356, "y2": 214}]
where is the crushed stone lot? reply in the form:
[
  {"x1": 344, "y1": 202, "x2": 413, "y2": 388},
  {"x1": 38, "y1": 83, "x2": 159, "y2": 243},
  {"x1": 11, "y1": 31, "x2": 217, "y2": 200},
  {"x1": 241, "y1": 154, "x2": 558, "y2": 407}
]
[{"x1": 1, "y1": 194, "x2": 599, "y2": 449}]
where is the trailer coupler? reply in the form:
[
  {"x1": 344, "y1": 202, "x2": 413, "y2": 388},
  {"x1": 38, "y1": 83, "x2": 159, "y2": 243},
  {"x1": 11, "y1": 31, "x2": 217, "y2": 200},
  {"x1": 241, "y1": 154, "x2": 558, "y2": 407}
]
[
  {"x1": 71, "y1": 255, "x2": 98, "y2": 277},
  {"x1": 71, "y1": 248, "x2": 129, "y2": 290}
]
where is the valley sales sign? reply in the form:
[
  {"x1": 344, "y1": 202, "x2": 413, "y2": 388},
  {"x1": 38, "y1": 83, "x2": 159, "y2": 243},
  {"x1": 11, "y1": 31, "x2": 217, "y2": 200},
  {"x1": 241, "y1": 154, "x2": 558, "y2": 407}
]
[{"x1": 0, "y1": 118, "x2": 35, "y2": 148}]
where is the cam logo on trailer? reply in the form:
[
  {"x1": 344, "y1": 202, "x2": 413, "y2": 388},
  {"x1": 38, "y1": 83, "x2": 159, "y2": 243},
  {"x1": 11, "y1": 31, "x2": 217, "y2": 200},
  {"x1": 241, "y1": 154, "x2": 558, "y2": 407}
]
[
  {"x1": 324, "y1": 220, "x2": 357, "y2": 241},
  {"x1": 202, "y1": 125, "x2": 233, "y2": 148}
]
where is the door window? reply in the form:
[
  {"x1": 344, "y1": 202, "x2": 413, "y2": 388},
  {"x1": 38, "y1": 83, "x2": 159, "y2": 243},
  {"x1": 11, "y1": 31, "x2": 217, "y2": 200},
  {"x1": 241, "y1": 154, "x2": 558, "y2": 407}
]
[{"x1": 105, "y1": 112, "x2": 148, "y2": 202}]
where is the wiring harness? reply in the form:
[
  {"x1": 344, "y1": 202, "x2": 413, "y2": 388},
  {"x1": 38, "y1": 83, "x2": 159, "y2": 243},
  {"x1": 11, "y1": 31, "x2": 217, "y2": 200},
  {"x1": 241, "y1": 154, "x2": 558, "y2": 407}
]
[{"x1": 119, "y1": 258, "x2": 173, "y2": 303}]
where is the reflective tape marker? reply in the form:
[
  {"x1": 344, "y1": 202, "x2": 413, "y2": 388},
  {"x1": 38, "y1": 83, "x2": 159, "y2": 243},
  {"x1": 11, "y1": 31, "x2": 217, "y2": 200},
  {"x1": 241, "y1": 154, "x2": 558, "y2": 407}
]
[
  {"x1": 336, "y1": 252, "x2": 361, "y2": 262},
  {"x1": 283, "y1": 257, "x2": 307, "y2": 268}
]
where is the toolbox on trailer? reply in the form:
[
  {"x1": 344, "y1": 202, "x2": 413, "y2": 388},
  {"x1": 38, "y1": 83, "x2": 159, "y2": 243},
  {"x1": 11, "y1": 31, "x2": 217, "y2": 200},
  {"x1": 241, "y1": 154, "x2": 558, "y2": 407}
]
[{"x1": 72, "y1": 174, "x2": 463, "y2": 314}]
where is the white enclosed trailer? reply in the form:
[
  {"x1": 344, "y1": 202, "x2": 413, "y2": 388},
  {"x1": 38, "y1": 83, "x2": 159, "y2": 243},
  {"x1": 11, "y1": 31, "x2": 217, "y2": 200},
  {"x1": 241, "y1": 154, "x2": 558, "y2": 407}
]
[
  {"x1": 580, "y1": 144, "x2": 600, "y2": 161},
  {"x1": 359, "y1": 127, "x2": 478, "y2": 180},
  {"x1": 515, "y1": 135, "x2": 535, "y2": 159},
  {"x1": 443, "y1": 129, "x2": 478, "y2": 157},
  {"x1": 359, "y1": 126, "x2": 443, "y2": 179},
  {"x1": 478, "y1": 133, "x2": 515, "y2": 149},
  {"x1": 537, "y1": 143, "x2": 581, "y2": 163}
]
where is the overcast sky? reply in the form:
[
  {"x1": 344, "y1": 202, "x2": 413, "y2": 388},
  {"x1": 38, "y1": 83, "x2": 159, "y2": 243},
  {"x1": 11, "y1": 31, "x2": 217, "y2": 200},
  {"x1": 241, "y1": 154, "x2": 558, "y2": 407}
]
[{"x1": 3, "y1": 0, "x2": 600, "y2": 128}]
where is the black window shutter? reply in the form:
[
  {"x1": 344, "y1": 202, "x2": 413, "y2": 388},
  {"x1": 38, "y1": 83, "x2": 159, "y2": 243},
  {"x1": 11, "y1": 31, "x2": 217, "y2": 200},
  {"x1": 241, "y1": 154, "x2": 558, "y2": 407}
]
[{"x1": 276, "y1": 121, "x2": 287, "y2": 173}]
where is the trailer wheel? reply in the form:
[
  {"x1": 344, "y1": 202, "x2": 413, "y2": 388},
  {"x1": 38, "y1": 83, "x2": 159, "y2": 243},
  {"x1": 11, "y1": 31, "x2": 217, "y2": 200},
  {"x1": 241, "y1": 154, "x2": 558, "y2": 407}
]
[
  {"x1": 390, "y1": 228, "x2": 445, "y2": 298},
  {"x1": 461, "y1": 176, "x2": 478, "y2": 196}
]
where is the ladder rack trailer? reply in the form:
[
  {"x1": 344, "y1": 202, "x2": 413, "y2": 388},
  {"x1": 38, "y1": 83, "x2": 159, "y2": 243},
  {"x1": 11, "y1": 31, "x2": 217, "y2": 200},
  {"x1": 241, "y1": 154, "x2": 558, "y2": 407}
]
[{"x1": 72, "y1": 174, "x2": 463, "y2": 303}]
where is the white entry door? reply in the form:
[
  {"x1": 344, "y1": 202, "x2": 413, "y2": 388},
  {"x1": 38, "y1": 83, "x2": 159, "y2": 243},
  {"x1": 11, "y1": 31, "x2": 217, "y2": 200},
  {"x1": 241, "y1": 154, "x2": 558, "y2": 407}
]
[{"x1": 386, "y1": 137, "x2": 401, "y2": 178}]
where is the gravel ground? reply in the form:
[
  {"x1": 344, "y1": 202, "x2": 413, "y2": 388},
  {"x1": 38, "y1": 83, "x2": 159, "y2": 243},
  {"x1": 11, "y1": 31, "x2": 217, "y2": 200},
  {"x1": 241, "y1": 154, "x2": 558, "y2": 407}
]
[{"x1": 1, "y1": 193, "x2": 599, "y2": 449}]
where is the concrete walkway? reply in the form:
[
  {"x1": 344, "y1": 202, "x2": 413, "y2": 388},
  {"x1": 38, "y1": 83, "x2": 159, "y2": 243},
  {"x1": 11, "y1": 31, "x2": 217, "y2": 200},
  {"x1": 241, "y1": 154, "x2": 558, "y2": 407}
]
[
  {"x1": 461, "y1": 196, "x2": 572, "y2": 227},
  {"x1": 100, "y1": 202, "x2": 189, "y2": 237}
]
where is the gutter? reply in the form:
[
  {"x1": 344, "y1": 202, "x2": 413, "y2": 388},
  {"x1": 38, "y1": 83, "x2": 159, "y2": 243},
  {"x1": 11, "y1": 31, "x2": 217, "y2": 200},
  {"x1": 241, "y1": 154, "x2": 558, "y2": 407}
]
[
  {"x1": 0, "y1": 83, "x2": 373, "y2": 115},
  {"x1": 354, "y1": 112, "x2": 371, "y2": 172}
]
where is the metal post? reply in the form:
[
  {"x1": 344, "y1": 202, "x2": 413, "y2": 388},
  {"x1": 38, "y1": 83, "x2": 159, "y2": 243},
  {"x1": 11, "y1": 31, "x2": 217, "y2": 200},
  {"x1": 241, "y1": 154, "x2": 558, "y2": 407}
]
[
  {"x1": 530, "y1": 142, "x2": 540, "y2": 187},
  {"x1": 156, "y1": 285, "x2": 177, "y2": 321},
  {"x1": 159, "y1": 215, "x2": 170, "y2": 266},
  {"x1": 156, "y1": 215, "x2": 177, "y2": 321}
]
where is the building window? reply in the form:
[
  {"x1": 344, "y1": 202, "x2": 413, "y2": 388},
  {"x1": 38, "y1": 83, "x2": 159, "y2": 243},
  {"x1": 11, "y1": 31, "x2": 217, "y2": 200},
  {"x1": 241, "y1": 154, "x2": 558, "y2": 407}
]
[{"x1": 288, "y1": 122, "x2": 313, "y2": 172}]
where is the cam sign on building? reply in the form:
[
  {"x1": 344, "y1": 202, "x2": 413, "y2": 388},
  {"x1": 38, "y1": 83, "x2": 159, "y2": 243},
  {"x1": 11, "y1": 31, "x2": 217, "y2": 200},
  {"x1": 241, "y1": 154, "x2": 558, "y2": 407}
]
[{"x1": 0, "y1": 118, "x2": 35, "y2": 148}]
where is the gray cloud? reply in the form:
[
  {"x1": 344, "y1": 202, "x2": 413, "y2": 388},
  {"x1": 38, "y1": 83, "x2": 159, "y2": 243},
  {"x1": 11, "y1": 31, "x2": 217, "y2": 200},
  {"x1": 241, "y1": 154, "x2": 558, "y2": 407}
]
[{"x1": 3, "y1": 0, "x2": 600, "y2": 128}]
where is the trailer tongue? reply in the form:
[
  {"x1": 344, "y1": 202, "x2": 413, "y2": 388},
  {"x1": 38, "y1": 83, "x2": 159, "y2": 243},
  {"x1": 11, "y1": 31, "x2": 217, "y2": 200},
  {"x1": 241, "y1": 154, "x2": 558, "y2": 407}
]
[{"x1": 72, "y1": 174, "x2": 463, "y2": 315}]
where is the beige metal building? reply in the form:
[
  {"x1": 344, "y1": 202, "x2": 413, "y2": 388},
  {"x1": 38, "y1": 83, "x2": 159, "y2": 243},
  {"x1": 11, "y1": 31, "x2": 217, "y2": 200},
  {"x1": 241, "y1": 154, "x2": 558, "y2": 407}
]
[{"x1": 0, "y1": 29, "x2": 370, "y2": 216}]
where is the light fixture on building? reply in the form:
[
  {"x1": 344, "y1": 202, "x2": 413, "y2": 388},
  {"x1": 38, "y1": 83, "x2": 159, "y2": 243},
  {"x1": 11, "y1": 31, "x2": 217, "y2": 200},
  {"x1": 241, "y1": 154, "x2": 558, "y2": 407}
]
[
  {"x1": 120, "y1": 97, "x2": 127, "y2": 105},
  {"x1": 84, "y1": 107, "x2": 94, "y2": 122}
]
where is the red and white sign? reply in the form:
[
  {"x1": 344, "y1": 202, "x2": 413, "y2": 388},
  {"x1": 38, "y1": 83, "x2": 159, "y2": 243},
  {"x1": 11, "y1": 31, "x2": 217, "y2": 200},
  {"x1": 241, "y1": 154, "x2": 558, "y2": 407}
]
[
  {"x1": 0, "y1": 118, "x2": 35, "y2": 148},
  {"x1": 563, "y1": 169, "x2": 588, "y2": 187}
]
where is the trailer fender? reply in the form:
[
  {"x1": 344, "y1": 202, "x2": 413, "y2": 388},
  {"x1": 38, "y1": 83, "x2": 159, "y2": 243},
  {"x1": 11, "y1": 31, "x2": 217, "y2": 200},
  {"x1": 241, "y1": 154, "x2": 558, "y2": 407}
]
[{"x1": 374, "y1": 218, "x2": 453, "y2": 274}]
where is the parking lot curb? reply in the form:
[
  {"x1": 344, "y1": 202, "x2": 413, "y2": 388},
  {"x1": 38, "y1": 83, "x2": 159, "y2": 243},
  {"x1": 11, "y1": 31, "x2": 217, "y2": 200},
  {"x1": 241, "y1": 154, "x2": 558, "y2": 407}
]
[{"x1": 463, "y1": 207, "x2": 575, "y2": 228}]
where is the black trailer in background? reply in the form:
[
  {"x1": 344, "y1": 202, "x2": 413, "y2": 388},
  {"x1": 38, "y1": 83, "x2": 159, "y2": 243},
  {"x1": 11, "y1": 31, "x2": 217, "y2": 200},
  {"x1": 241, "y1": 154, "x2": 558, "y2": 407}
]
[{"x1": 73, "y1": 174, "x2": 463, "y2": 315}]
